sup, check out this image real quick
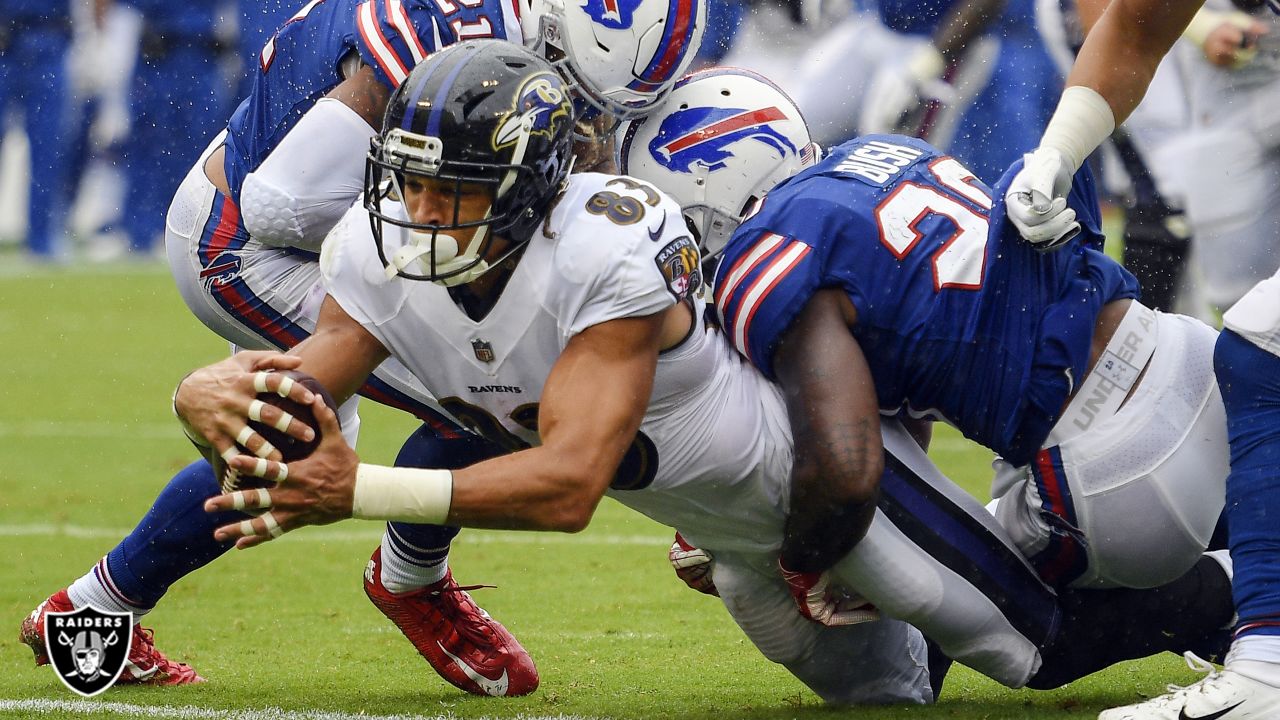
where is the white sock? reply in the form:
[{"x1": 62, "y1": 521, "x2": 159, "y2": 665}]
[
  {"x1": 1227, "y1": 636, "x2": 1280, "y2": 687},
  {"x1": 379, "y1": 529, "x2": 449, "y2": 595},
  {"x1": 66, "y1": 558, "x2": 150, "y2": 620}
]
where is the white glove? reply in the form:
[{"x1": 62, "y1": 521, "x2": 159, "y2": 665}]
[
  {"x1": 859, "y1": 45, "x2": 956, "y2": 136},
  {"x1": 669, "y1": 532, "x2": 718, "y2": 596},
  {"x1": 1004, "y1": 147, "x2": 1080, "y2": 251}
]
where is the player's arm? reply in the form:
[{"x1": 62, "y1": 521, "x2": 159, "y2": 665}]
[
  {"x1": 326, "y1": 63, "x2": 393, "y2": 129},
  {"x1": 447, "y1": 313, "x2": 662, "y2": 530},
  {"x1": 1006, "y1": 0, "x2": 1202, "y2": 247},
  {"x1": 205, "y1": 312, "x2": 666, "y2": 547},
  {"x1": 775, "y1": 289, "x2": 881, "y2": 573},
  {"x1": 1081, "y1": 0, "x2": 1267, "y2": 67},
  {"x1": 172, "y1": 295, "x2": 388, "y2": 464},
  {"x1": 932, "y1": 0, "x2": 1008, "y2": 61},
  {"x1": 859, "y1": 0, "x2": 1007, "y2": 134},
  {"x1": 239, "y1": 65, "x2": 388, "y2": 251},
  {"x1": 770, "y1": 289, "x2": 886, "y2": 626},
  {"x1": 1066, "y1": 0, "x2": 1203, "y2": 126}
]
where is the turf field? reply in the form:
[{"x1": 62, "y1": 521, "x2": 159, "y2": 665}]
[{"x1": 0, "y1": 260, "x2": 1197, "y2": 719}]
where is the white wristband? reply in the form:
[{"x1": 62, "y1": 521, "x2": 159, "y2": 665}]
[
  {"x1": 1038, "y1": 86, "x2": 1116, "y2": 173},
  {"x1": 351, "y1": 464, "x2": 453, "y2": 524}
]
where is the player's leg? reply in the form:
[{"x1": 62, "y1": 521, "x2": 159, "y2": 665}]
[
  {"x1": 710, "y1": 549, "x2": 933, "y2": 705},
  {"x1": 1029, "y1": 551, "x2": 1235, "y2": 690},
  {"x1": 163, "y1": 140, "x2": 462, "y2": 441},
  {"x1": 18, "y1": 460, "x2": 243, "y2": 684},
  {"x1": 1182, "y1": 127, "x2": 1280, "y2": 313},
  {"x1": 993, "y1": 307, "x2": 1228, "y2": 589},
  {"x1": 1099, "y1": 278, "x2": 1280, "y2": 719},
  {"x1": 18, "y1": 26, "x2": 72, "y2": 258},
  {"x1": 362, "y1": 425, "x2": 538, "y2": 697},
  {"x1": 833, "y1": 421, "x2": 1234, "y2": 690},
  {"x1": 121, "y1": 49, "x2": 169, "y2": 254}
]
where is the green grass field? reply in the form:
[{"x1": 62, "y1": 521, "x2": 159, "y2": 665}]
[{"x1": 0, "y1": 260, "x2": 1198, "y2": 719}]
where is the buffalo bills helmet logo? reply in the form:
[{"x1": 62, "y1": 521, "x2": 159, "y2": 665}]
[
  {"x1": 650, "y1": 106, "x2": 797, "y2": 174},
  {"x1": 492, "y1": 73, "x2": 572, "y2": 150},
  {"x1": 580, "y1": 0, "x2": 643, "y2": 29}
]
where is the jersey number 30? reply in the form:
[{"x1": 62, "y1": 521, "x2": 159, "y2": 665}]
[{"x1": 875, "y1": 157, "x2": 992, "y2": 291}]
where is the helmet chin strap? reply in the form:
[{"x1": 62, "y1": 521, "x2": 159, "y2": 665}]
[{"x1": 384, "y1": 214, "x2": 493, "y2": 285}]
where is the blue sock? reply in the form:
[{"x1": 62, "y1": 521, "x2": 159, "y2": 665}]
[
  {"x1": 380, "y1": 427, "x2": 508, "y2": 592},
  {"x1": 103, "y1": 460, "x2": 249, "y2": 609},
  {"x1": 1215, "y1": 330, "x2": 1280, "y2": 638}
]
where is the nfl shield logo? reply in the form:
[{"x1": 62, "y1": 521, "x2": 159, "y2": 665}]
[
  {"x1": 45, "y1": 606, "x2": 133, "y2": 697},
  {"x1": 472, "y1": 339, "x2": 495, "y2": 363}
]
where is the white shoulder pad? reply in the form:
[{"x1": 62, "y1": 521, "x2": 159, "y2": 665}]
[
  {"x1": 320, "y1": 201, "x2": 412, "y2": 327},
  {"x1": 542, "y1": 173, "x2": 702, "y2": 337}
]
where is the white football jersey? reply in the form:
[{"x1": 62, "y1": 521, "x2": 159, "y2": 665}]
[{"x1": 322, "y1": 173, "x2": 794, "y2": 554}]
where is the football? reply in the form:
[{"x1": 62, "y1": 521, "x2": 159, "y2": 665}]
[{"x1": 213, "y1": 370, "x2": 338, "y2": 494}]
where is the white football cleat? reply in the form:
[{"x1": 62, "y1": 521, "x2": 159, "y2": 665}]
[{"x1": 1099, "y1": 652, "x2": 1280, "y2": 720}]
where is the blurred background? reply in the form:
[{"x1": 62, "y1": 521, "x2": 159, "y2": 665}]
[{"x1": 1, "y1": 0, "x2": 1276, "y2": 322}]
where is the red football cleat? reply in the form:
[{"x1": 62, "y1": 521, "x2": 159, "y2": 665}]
[
  {"x1": 19, "y1": 589, "x2": 205, "y2": 685},
  {"x1": 364, "y1": 548, "x2": 538, "y2": 697}
]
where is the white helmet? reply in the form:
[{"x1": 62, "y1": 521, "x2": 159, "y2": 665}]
[
  {"x1": 521, "y1": 0, "x2": 707, "y2": 122},
  {"x1": 617, "y1": 67, "x2": 820, "y2": 257}
]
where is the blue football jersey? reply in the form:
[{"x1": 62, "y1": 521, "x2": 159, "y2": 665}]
[
  {"x1": 714, "y1": 135, "x2": 1139, "y2": 467},
  {"x1": 223, "y1": 0, "x2": 520, "y2": 203}
]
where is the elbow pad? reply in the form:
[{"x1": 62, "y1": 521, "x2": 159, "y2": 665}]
[{"x1": 241, "y1": 98, "x2": 377, "y2": 252}]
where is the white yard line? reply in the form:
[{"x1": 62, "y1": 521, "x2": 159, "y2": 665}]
[{"x1": 0, "y1": 699, "x2": 602, "y2": 720}]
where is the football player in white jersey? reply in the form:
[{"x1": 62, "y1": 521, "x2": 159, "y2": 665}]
[
  {"x1": 20, "y1": 0, "x2": 706, "y2": 696},
  {"x1": 180, "y1": 41, "x2": 1241, "y2": 705}
]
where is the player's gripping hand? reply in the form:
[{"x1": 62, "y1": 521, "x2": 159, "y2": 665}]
[
  {"x1": 669, "y1": 532, "x2": 719, "y2": 596},
  {"x1": 205, "y1": 397, "x2": 356, "y2": 549},
  {"x1": 1004, "y1": 147, "x2": 1080, "y2": 251},
  {"x1": 174, "y1": 351, "x2": 317, "y2": 466},
  {"x1": 858, "y1": 45, "x2": 955, "y2": 136},
  {"x1": 778, "y1": 560, "x2": 880, "y2": 627},
  {"x1": 1186, "y1": 10, "x2": 1267, "y2": 68}
]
